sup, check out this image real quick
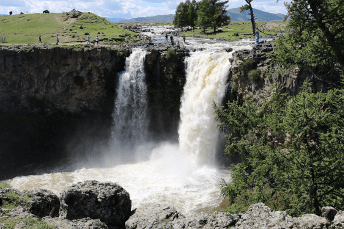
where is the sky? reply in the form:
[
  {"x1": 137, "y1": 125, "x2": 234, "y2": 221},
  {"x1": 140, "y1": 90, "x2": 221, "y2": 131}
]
[{"x1": 0, "y1": 0, "x2": 290, "y2": 19}]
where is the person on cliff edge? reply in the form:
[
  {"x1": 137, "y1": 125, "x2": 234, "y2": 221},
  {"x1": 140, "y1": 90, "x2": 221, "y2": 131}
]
[
  {"x1": 56, "y1": 34, "x2": 59, "y2": 45},
  {"x1": 39, "y1": 36, "x2": 41, "y2": 43},
  {"x1": 87, "y1": 34, "x2": 90, "y2": 44},
  {"x1": 96, "y1": 36, "x2": 99, "y2": 45},
  {"x1": 255, "y1": 29, "x2": 259, "y2": 45}
]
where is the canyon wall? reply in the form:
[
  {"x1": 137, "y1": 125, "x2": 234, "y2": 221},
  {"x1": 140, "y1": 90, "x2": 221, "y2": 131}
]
[{"x1": 0, "y1": 45, "x2": 339, "y2": 179}]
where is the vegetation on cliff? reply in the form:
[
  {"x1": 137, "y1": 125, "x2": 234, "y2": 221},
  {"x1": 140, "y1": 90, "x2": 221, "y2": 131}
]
[{"x1": 217, "y1": 0, "x2": 344, "y2": 216}]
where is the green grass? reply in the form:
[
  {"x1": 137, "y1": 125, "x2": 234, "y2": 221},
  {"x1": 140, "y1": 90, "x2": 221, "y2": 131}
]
[
  {"x1": 0, "y1": 217, "x2": 55, "y2": 229},
  {"x1": 0, "y1": 182, "x2": 11, "y2": 188},
  {"x1": 0, "y1": 12, "x2": 139, "y2": 45},
  {"x1": 181, "y1": 21, "x2": 286, "y2": 42},
  {"x1": 1, "y1": 192, "x2": 32, "y2": 209}
]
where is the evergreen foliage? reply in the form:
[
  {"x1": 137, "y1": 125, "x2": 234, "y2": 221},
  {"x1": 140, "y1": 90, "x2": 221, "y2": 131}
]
[
  {"x1": 173, "y1": 0, "x2": 191, "y2": 28},
  {"x1": 215, "y1": 81, "x2": 344, "y2": 215},
  {"x1": 272, "y1": 0, "x2": 344, "y2": 72},
  {"x1": 196, "y1": 0, "x2": 230, "y2": 34}
]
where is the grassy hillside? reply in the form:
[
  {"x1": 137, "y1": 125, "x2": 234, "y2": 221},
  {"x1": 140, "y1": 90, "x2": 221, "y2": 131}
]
[{"x1": 0, "y1": 12, "x2": 139, "y2": 45}]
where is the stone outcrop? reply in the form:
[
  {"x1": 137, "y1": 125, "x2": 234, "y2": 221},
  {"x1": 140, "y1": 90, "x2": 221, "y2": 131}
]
[
  {"x1": 228, "y1": 44, "x2": 341, "y2": 104},
  {"x1": 27, "y1": 189, "x2": 60, "y2": 218},
  {"x1": 126, "y1": 204, "x2": 238, "y2": 229},
  {"x1": 59, "y1": 180, "x2": 131, "y2": 227},
  {"x1": 3, "y1": 183, "x2": 344, "y2": 229}
]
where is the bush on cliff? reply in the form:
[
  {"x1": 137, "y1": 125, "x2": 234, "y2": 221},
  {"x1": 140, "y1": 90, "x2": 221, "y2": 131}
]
[{"x1": 215, "y1": 80, "x2": 344, "y2": 216}]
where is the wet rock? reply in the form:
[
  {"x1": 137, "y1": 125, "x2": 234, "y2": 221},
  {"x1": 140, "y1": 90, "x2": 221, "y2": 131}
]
[
  {"x1": 26, "y1": 189, "x2": 60, "y2": 218},
  {"x1": 43, "y1": 216, "x2": 108, "y2": 229},
  {"x1": 59, "y1": 180, "x2": 131, "y2": 227}
]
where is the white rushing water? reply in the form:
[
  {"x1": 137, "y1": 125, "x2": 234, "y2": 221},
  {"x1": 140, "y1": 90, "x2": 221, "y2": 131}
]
[
  {"x1": 8, "y1": 38, "x2": 252, "y2": 215},
  {"x1": 111, "y1": 48, "x2": 149, "y2": 162}
]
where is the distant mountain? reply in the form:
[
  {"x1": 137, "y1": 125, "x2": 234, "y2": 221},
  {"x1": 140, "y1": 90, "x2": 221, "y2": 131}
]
[
  {"x1": 106, "y1": 18, "x2": 127, "y2": 23},
  {"x1": 117, "y1": 8, "x2": 284, "y2": 23},
  {"x1": 228, "y1": 8, "x2": 284, "y2": 21},
  {"x1": 118, "y1": 14, "x2": 175, "y2": 23}
]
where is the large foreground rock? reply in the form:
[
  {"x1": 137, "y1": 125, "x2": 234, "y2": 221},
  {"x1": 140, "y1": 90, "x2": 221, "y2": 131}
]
[
  {"x1": 59, "y1": 180, "x2": 131, "y2": 227},
  {"x1": 125, "y1": 203, "x2": 238, "y2": 229},
  {"x1": 26, "y1": 189, "x2": 60, "y2": 217}
]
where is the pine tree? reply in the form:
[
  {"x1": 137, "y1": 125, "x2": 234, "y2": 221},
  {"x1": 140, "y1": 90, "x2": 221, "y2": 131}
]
[
  {"x1": 196, "y1": 0, "x2": 230, "y2": 34},
  {"x1": 173, "y1": 1, "x2": 190, "y2": 28},
  {"x1": 215, "y1": 81, "x2": 344, "y2": 215},
  {"x1": 273, "y1": 0, "x2": 344, "y2": 72}
]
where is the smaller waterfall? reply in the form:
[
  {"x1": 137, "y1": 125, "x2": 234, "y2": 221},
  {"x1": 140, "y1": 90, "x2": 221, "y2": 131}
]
[
  {"x1": 179, "y1": 50, "x2": 233, "y2": 165},
  {"x1": 111, "y1": 48, "x2": 149, "y2": 155}
]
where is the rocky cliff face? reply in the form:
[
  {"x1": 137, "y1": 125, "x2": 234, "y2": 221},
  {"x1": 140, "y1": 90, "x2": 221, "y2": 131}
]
[
  {"x1": 227, "y1": 44, "x2": 341, "y2": 104},
  {"x1": 0, "y1": 46, "x2": 187, "y2": 179},
  {"x1": 0, "y1": 46, "x2": 129, "y2": 179}
]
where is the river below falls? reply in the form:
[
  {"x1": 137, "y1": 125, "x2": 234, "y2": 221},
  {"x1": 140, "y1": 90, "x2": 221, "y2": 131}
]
[{"x1": 7, "y1": 142, "x2": 231, "y2": 215}]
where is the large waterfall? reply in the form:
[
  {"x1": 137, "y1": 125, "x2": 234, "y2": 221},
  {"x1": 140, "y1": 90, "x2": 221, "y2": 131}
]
[
  {"x1": 7, "y1": 44, "x2": 252, "y2": 214},
  {"x1": 111, "y1": 48, "x2": 150, "y2": 162},
  {"x1": 179, "y1": 51, "x2": 233, "y2": 165}
]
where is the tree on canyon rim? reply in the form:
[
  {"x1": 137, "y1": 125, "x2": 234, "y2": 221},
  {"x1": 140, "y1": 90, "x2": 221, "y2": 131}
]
[
  {"x1": 240, "y1": 0, "x2": 255, "y2": 35},
  {"x1": 216, "y1": 81, "x2": 344, "y2": 216},
  {"x1": 272, "y1": 0, "x2": 344, "y2": 73},
  {"x1": 196, "y1": 0, "x2": 230, "y2": 34},
  {"x1": 173, "y1": 0, "x2": 198, "y2": 29},
  {"x1": 216, "y1": 0, "x2": 344, "y2": 216}
]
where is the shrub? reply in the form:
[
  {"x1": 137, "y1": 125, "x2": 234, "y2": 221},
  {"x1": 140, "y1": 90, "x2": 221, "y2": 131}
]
[
  {"x1": 248, "y1": 69, "x2": 261, "y2": 82},
  {"x1": 215, "y1": 80, "x2": 344, "y2": 216},
  {"x1": 239, "y1": 58, "x2": 256, "y2": 75}
]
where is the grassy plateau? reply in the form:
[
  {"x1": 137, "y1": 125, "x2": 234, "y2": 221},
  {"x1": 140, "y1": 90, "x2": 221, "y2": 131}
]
[{"x1": 0, "y1": 12, "x2": 139, "y2": 45}]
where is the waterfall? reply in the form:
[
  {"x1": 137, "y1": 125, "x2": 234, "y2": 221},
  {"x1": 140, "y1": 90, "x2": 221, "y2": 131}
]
[
  {"x1": 111, "y1": 48, "x2": 148, "y2": 153},
  {"x1": 179, "y1": 50, "x2": 232, "y2": 165}
]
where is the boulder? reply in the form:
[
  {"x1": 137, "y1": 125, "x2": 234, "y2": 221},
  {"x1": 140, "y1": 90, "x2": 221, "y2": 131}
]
[
  {"x1": 294, "y1": 213, "x2": 329, "y2": 228},
  {"x1": 59, "y1": 180, "x2": 131, "y2": 227},
  {"x1": 125, "y1": 204, "x2": 183, "y2": 229},
  {"x1": 125, "y1": 204, "x2": 238, "y2": 229},
  {"x1": 331, "y1": 210, "x2": 344, "y2": 228},
  {"x1": 322, "y1": 206, "x2": 337, "y2": 221},
  {"x1": 235, "y1": 203, "x2": 295, "y2": 228},
  {"x1": 27, "y1": 189, "x2": 60, "y2": 218}
]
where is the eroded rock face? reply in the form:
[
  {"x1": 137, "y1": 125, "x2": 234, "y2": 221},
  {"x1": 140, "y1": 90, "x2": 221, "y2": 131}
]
[{"x1": 59, "y1": 180, "x2": 131, "y2": 227}]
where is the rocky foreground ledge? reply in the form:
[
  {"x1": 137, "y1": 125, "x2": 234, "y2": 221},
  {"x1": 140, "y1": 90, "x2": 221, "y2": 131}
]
[{"x1": 1, "y1": 181, "x2": 344, "y2": 228}]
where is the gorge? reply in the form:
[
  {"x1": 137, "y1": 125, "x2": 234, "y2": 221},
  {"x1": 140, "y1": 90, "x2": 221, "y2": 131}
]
[{"x1": 0, "y1": 31, "x2": 340, "y2": 216}]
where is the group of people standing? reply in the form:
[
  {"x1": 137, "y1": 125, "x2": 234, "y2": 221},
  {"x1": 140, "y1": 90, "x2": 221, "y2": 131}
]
[
  {"x1": 165, "y1": 34, "x2": 186, "y2": 48},
  {"x1": 38, "y1": 34, "x2": 100, "y2": 45},
  {"x1": 87, "y1": 34, "x2": 99, "y2": 45}
]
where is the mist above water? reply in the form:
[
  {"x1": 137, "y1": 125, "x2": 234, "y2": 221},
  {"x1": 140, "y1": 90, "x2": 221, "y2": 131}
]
[{"x1": 8, "y1": 41, "x2": 252, "y2": 214}]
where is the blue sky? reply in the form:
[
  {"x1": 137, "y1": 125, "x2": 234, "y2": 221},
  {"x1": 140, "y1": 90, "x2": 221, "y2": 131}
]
[{"x1": 0, "y1": 0, "x2": 290, "y2": 19}]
